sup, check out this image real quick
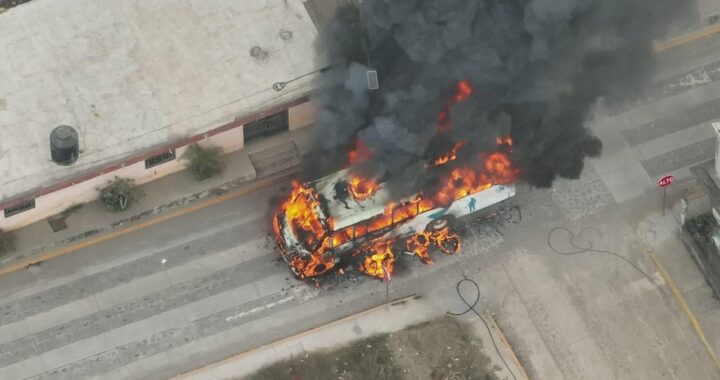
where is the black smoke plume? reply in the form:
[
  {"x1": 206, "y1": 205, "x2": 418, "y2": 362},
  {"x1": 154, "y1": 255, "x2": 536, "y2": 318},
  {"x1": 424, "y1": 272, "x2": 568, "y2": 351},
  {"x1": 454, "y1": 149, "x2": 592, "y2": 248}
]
[{"x1": 309, "y1": 0, "x2": 693, "y2": 192}]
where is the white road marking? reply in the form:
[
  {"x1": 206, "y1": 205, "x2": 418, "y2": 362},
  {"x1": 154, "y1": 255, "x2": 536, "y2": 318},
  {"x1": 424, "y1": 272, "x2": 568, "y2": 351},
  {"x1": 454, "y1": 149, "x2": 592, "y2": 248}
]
[{"x1": 225, "y1": 296, "x2": 294, "y2": 322}]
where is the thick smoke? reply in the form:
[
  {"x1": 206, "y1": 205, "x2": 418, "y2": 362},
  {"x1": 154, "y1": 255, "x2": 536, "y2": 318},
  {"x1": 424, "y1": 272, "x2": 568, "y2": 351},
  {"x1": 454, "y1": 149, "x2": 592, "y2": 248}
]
[{"x1": 310, "y1": 0, "x2": 693, "y2": 192}]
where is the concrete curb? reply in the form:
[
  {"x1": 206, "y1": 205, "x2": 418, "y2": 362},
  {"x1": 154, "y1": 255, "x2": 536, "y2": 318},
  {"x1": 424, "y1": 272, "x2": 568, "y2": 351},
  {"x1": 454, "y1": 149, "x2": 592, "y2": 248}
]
[
  {"x1": 647, "y1": 248, "x2": 720, "y2": 370},
  {"x1": 486, "y1": 311, "x2": 532, "y2": 380},
  {"x1": 654, "y1": 23, "x2": 720, "y2": 52}
]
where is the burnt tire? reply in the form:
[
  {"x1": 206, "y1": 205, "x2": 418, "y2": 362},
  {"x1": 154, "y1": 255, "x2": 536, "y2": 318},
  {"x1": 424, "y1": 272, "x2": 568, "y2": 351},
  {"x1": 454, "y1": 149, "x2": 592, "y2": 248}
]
[
  {"x1": 437, "y1": 234, "x2": 460, "y2": 255},
  {"x1": 427, "y1": 218, "x2": 449, "y2": 232}
]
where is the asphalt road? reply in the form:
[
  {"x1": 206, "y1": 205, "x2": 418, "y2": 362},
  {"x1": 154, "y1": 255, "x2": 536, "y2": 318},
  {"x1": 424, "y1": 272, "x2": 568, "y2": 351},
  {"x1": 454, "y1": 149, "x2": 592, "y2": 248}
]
[{"x1": 4, "y1": 26, "x2": 720, "y2": 380}]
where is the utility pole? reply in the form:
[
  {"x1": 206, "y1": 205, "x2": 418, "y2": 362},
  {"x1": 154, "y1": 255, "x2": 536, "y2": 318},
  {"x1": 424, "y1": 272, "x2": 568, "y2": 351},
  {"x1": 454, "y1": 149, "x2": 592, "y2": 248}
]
[{"x1": 383, "y1": 263, "x2": 390, "y2": 309}]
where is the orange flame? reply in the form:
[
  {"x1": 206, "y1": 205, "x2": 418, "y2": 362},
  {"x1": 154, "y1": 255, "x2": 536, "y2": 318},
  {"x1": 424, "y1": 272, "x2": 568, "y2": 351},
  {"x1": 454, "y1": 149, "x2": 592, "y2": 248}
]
[
  {"x1": 406, "y1": 231, "x2": 434, "y2": 264},
  {"x1": 358, "y1": 239, "x2": 395, "y2": 279},
  {"x1": 496, "y1": 136, "x2": 512, "y2": 146},
  {"x1": 401, "y1": 226, "x2": 461, "y2": 267},
  {"x1": 430, "y1": 141, "x2": 466, "y2": 167},
  {"x1": 348, "y1": 140, "x2": 373, "y2": 165},
  {"x1": 454, "y1": 80, "x2": 473, "y2": 102},
  {"x1": 282, "y1": 181, "x2": 327, "y2": 250},
  {"x1": 432, "y1": 226, "x2": 461, "y2": 255},
  {"x1": 274, "y1": 182, "x2": 336, "y2": 278},
  {"x1": 348, "y1": 175, "x2": 379, "y2": 201},
  {"x1": 437, "y1": 80, "x2": 474, "y2": 133}
]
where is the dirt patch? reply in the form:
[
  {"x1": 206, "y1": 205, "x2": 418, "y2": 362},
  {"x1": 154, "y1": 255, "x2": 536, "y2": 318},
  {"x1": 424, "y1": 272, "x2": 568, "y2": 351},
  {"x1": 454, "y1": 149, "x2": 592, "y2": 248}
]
[{"x1": 244, "y1": 316, "x2": 498, "y2": 380}]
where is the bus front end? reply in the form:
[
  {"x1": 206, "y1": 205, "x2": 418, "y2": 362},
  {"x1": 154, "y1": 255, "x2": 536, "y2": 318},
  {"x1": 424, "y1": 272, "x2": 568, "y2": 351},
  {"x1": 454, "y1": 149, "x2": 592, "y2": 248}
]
[{"x1": 272, "y1": 182, "x2": 336, "y2": 279}]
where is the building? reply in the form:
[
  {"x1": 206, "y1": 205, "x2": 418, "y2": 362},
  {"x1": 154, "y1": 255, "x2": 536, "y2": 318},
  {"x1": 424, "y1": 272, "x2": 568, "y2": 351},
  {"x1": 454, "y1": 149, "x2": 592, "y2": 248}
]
[
  {"x1": 0, "y1": 0, "x2": 328, "y2": 231},
  {"x1": 682, "y1": 122, "x2": 720, "y2": 298}
]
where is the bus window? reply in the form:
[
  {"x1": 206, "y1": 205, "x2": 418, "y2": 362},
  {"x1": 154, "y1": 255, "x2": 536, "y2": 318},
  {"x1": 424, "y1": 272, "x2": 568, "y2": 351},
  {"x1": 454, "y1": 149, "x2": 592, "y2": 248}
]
[
  {"x1": 331, "y1": 227, "x2": 354, "y2": 247},
  {"x1": 392, "y1": 201, "x2": 419, "y2": 224},
  {"x1": 354, "y1": 223, "x2": 368, "y2": 239},
  {"x1": 368, "y1": 214, "x2": 392, "y2": 233}
]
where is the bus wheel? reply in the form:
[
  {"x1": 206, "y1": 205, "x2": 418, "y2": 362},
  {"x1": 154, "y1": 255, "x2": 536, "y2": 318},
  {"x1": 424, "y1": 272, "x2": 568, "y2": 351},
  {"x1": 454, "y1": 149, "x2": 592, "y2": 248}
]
[
  {"x1": 427, "y1": 218, "x2": 448, "y2": 232},
  {"x1": 437, "y1": 234, "x2": 460, "y2": 255}
]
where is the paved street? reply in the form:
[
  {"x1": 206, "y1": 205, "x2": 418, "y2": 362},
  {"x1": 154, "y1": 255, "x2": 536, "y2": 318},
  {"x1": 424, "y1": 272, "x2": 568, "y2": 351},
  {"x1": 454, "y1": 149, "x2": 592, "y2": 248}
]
[{"x1": 3, "y1": 27, "x2": 720, "y2": 380}]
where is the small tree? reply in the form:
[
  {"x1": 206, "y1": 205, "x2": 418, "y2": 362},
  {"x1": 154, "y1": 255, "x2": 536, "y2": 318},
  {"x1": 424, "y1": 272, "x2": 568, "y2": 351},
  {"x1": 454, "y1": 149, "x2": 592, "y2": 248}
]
[
  {"x1": 0, "y1": 229, "x2": 16, "y2": 256},
  {"x1": 98, "y1": 177, "x2": 144, "y2": 212},
  {"x1": 184, "y1": 143, "x2": 226, "y2": 181}
]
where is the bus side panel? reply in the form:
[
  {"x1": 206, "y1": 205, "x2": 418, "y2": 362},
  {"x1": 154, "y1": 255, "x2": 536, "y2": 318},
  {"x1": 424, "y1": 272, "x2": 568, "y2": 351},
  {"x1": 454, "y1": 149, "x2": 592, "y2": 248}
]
[
  {"x1": 393, "y1": 185, "x2": 515, "y2": 238},
  {"x1": 395, "y1": 213, "x2": 433, "y2": 237},
  {"x1": 447, "y1": 185, "x2": 515, "y2": 219}
]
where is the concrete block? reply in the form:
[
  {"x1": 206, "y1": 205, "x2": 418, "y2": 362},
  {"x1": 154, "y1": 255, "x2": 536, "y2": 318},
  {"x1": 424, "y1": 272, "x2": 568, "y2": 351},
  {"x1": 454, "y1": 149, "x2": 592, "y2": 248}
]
[
  {"x1": 0, "y1": 319, "x2": 30, "y2": 345},
  {"x1": 568, "y1": 338, "x2": 614, "y2": 380},
  {"x1": 182, "y1": 283, "x2": 259, "y2": 322},
  {"x1": 0, "y1": 356, "x2": 46, "y2": 380},
  {"x1": 502, "y1": 255, "x2": 560, "y2": 296},
  {"x1": 92, "y1": 274, "x2": 172, "y2": 310},
  {"x1": 111, "y1": 307, "x2": 189, "y2": 346},
  {"x1": 254, "y1": 273, "x2": 292, "y2": 299},
  {"x1": 39, "y1": 331, "x2": 116, "y2": 370},
  {"x1": 163, "y1": 247, "x2": 246, "y2": 286},
  {"x1": 526, "y1": 288, "x2": 590, "y2": 347},
  {"x1": 24, "y1": 297, "x2": 101, "y2": 335}
]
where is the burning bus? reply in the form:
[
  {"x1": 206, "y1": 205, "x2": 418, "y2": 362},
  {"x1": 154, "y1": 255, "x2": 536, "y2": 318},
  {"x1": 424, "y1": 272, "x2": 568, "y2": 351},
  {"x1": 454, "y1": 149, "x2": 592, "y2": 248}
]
[
  {"x1": 273, "y1": 80, "x2": 519, "y2": 279},
  {"x1": 273, "y1": 139, "x2": 517, "y2": 279}
]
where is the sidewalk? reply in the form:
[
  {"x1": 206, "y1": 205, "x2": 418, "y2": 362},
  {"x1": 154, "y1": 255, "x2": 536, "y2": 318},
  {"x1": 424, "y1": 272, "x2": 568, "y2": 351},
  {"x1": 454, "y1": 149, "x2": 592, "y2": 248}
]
[{"x1": 640, "y1": 192, "x2": 720, "y2": 370}]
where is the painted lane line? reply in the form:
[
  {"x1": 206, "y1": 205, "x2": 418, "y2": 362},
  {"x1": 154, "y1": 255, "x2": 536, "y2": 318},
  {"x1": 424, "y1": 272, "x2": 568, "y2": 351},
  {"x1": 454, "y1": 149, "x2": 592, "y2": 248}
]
[{"x1": 225, "y1": 296, "x2": 294, "y2": 323}]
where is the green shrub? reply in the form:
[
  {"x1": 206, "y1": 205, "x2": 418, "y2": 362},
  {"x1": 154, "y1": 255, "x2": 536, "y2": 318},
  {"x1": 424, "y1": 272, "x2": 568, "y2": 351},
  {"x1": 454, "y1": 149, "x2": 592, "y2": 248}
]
[
  {"x1": 98, "y1": 177, "x2": 144, "y2": 212},
  {"x1": 184, "y1": 143, "x2": 226, "y2": 181},
  {"x1": 0, "y1": 229, "x2": 16, "y2": 255}
]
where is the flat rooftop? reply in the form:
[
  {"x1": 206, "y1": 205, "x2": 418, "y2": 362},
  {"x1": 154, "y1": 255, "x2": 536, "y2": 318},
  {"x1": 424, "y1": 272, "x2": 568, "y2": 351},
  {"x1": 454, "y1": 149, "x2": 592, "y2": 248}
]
[{"x1": 0, "y1": 0, "x2": 321, "y2": 202}]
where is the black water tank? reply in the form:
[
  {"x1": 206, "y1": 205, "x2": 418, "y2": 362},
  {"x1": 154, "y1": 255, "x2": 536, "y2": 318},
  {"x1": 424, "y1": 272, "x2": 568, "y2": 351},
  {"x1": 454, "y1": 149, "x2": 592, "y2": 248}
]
[{"x1": 50, "y1": 125, "x2": 79, "y2": 166}]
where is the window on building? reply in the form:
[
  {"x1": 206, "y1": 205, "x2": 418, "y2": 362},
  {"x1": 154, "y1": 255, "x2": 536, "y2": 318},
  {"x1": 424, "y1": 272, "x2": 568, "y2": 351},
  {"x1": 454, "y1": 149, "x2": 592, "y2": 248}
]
[
  {"x1": 145, "y1": 149, "x2": 176, "y2": 169},
  {"x1": 4, "y1": 199, "x2": 36, "y2": 218}
]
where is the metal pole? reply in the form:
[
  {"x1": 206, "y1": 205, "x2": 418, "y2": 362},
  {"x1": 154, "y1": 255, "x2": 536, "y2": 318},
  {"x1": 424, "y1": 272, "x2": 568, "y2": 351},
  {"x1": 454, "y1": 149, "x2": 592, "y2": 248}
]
[
  {"x1": 662, "y1": 187, "x2": 666, "y2": 216},
  {"x1": 385, "y1": 272, "x2": 389, "y2": 309}
]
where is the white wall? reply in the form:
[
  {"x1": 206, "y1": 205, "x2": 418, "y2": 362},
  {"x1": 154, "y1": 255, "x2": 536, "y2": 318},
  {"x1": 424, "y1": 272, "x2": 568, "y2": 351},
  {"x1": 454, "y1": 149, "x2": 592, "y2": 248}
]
[{"x1": 289, "y1": 101, "x2": 317, "y2": 131}]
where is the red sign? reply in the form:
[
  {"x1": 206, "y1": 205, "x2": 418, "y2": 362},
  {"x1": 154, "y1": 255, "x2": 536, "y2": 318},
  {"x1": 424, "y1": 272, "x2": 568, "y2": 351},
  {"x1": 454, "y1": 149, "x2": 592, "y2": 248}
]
[{"x1": 657, "y1": 175, "x2": 674, "y2": 188}]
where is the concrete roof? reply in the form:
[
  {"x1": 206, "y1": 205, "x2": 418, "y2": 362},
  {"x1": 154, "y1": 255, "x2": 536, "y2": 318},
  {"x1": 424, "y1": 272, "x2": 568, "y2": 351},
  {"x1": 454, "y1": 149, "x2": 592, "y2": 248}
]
[{"x1": 0, "y1": 0, "x2": 321, "y2": 202}]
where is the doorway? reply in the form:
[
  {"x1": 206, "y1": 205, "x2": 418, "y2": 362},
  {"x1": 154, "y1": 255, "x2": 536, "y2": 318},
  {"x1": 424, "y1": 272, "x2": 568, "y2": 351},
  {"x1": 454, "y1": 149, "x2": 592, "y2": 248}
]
[{"x1": 243, "y1": 110, "x2": 289, "y2": 144}]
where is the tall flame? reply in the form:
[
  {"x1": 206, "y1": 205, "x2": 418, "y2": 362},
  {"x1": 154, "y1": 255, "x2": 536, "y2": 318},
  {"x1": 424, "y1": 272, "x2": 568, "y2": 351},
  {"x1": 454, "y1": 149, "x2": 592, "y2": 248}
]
[
  {"x1": 437, "y1": 80, "x2": 474, "y2": 133},
  {"x1": 348, "y1": 139, "x2": 373, "y2": 165},
  {"x1": 429, "y1": 141, "x2": 466, "y2": 167}
]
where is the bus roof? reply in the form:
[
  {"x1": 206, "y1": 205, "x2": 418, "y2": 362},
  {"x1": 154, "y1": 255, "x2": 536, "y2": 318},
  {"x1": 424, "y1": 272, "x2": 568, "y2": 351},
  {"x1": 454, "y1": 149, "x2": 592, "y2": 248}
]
[{"x1": 311, "y1": 168, "x2": 393, "y2": 231}]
